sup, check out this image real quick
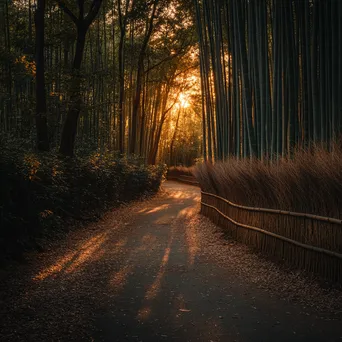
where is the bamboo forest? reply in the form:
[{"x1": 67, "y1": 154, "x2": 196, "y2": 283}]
[
  {"x1": 1, "y1": 1, "x2": 342, "y2": 341},
  {"x1": 196, "y1": 0, "x2": 342, "y2": 161}
]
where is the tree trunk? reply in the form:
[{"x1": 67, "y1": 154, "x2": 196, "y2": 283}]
[
  {"x1": 57, "y1": 0, "x2": 103, "y2": 157},
  {"x1": 59, "y1": 26, "x2": 86, "y2": 156},
  {"x1": 130, "y1": 0, "x2": 159, "y2": 155},
  {"x1": 118, "y1": 0, "x2": 131, "y2": 154},
  {"x1": 169, "y1": 108, "x2": 181, "y2": 165},
  {"x1": 35, "y1": 0, "x2": 49, "y2": 151}
]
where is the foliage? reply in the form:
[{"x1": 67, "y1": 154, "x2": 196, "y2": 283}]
[
  {"x1": 0, "y1": 140, "x2": 166, "y2": 258},
  {"x1": 0, "y1": 0, "x2": 199, "y2": 162}
]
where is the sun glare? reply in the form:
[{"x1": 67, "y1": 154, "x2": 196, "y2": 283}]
[{"x1": 178, "y1": 93, "x2": 190, "y2": 109}]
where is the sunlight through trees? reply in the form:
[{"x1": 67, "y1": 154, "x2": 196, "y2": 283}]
[{"x1": 0, "y1": 0, "x2": 202, "y2": 165}]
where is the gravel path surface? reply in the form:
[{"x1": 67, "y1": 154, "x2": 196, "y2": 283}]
[{"x1": 1, "y1": 181, "x2": 342, "y2": 342}]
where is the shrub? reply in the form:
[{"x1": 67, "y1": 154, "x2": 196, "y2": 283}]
[{"x1": 0, "y1": 145, "x2": 166, "y2": 258}]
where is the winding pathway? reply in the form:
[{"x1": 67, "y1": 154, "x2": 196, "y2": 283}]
[{"x1": 0, "y1": 181, "x2": 341, "y2": 341}]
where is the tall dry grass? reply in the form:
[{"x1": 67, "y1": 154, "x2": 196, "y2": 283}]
[{"x1": 195, "y1": 145, "x2": 342, "y2": 219}]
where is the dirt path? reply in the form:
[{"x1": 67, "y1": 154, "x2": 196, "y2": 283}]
[{"x1": 1, "y1": 181, "x2": 342, "y2": 342}]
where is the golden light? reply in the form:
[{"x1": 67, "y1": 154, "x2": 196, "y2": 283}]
[
  {"x1": 178, "y1": 93, "x2": 190, "y2": 109},
  {"x1": 33, "y1": 232, "x2": 109, "y2": 281}
]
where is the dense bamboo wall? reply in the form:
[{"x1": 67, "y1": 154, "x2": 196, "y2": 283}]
[
  {"x1": 201, "y1": 191, "x2": 342, "y2": 282},
  {"x1": 194, "y1": 0, "x2": 342, "y2": 161}
]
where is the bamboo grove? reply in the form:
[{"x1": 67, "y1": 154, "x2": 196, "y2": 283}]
[
  {"x1": 0, "y1": 0, "x2": 202, "y2": 165},
  {"x1": 194, "y1": 0, "x2": 342, "y2": 161}
]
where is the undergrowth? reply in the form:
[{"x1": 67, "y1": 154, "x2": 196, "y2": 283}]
[
  {"x1": 0, "y1": 140, "x2": 166, "y2": 259},
  {"x1": 167, "y1": 166, "x2": 195, "y2": 178}
]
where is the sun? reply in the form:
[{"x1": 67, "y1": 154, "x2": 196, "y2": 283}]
[{"x1": 178, "y1": 93, "x2": 190, "y2": 109}]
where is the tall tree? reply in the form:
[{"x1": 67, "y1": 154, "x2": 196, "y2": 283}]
[
  {"x1": 118, "y1": 0, "x2": 134, "y2": 154},
  {"x1": 129, "y1": 0, "x2": 159, "y2": 154},
  {"x1": 57, "y1": 0, "x2": 103, "y2": 156},
  {"x1": 34, "y1": 0, "x2": 49, "y2": 151}
]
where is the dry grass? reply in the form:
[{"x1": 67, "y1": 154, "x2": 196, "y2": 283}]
[
  {"x1": 195, "y1": 145, "x2": 342, "y2": 219},
  {"x1": 195, "y1": 145, "x2": 342, "y2": 281}
]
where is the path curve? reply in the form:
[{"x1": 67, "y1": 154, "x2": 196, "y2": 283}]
[{"x1": 0, "y1": 181, "x2": 341, "y2": 341}]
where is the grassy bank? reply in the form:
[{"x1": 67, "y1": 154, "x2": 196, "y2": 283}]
[{"x1": 0, "y1": 144, "x2": 165, "y2": 260}]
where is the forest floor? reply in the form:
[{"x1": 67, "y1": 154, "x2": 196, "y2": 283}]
[{"x1": 1, "y1": 181, "x2": 342, "y2": 342}]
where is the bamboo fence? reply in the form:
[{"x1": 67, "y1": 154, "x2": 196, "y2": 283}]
[{"x1": 201, "y1": 191, "x2": 342, "y2": 283}]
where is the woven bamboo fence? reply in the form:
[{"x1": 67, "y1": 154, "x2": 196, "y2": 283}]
[{"x1": 201, "y1": 191, "x2": 342, "y2": 282}]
